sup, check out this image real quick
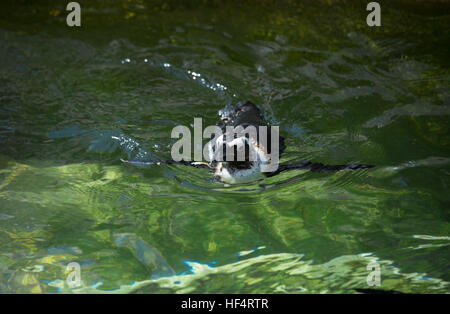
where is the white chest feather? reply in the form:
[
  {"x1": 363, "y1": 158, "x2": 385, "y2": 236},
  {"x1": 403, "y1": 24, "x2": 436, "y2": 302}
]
[{"x1": 215, "y1": 162, "x2": 264, "y2": 184}]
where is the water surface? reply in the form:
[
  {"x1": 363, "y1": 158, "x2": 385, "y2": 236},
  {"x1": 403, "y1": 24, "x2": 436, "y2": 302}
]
[{"x1": 0, "y1": 0, "x2": 449, "y2": 293}]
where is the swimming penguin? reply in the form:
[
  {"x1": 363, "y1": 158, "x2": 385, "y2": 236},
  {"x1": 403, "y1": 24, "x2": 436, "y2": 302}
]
[{"x1": 121, "y1": 101, "x2": 374, "y2": 183}]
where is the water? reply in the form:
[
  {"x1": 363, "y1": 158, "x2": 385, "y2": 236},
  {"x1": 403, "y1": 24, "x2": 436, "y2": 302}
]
[{"x1": 0, "y1": 0, "x2": 449, "y2": 293}]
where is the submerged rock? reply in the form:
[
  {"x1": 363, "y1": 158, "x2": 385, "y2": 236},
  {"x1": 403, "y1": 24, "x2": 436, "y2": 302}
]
[{"x1": 113, "y1": 233, "x2": 175, "y2": 280}]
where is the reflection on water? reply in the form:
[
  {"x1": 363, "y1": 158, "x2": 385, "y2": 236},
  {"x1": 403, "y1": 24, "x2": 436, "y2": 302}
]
[
  {"x1": 57, "y1": 252, "x2": 449, "y2": 294},
  {"x1": 0, "y1": 0, "x2": 449, "y2": 293}
]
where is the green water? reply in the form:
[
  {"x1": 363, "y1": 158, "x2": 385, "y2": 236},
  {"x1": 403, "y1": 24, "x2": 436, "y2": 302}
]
[{"x1": 0, "y1": 0, "x2": 449, "y2": 293}]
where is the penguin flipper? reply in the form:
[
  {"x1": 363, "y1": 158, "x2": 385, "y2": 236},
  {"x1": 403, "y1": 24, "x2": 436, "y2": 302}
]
[{"x1": 267, "y1": 161, "x2": 374, "y2": 177}]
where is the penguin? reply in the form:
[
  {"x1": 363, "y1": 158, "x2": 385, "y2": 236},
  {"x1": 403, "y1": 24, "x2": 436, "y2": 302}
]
[{"x1": 121, "y1": 101, "x2": 374, "y2": 184}]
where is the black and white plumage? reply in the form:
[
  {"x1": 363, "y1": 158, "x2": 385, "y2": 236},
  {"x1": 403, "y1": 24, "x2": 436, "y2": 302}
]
[{"x1": 205, "y1": 101, "x2": 285, "y2": 183}]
